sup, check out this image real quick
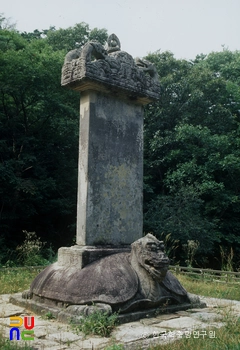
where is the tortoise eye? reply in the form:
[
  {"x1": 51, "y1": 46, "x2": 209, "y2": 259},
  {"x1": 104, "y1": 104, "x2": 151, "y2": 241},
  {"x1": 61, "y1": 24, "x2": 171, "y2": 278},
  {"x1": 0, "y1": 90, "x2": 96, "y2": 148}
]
[{"x1": 146, "y1": 243, "x2": 159, "y2": 251}]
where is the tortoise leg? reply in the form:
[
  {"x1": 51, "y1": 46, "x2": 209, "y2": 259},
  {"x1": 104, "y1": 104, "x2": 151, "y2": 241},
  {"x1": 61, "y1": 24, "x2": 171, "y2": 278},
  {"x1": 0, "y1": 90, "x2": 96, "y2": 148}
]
[
  {"x1": 66, "y1": 303, "x2": 112, "y2": 316},
  {"x1": 22, "y1": 290, "x2": 33, "y2": 299}
]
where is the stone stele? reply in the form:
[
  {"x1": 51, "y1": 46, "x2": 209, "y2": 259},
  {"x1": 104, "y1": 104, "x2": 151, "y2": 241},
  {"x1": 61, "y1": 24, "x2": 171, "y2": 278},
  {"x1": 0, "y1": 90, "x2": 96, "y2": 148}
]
[
  {"x1": 58, "y1": 33, "x2": 161, "y2": 268},
  {"x1": 11, "y1": 35, "x2": 204, "y2": 321}
]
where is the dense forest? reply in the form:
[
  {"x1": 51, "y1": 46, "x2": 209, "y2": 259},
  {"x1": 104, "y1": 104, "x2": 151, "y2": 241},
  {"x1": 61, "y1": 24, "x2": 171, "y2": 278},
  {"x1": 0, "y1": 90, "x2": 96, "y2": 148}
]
[{"x1": 0, "y1": 16, "x2": 240, "y2": 269}]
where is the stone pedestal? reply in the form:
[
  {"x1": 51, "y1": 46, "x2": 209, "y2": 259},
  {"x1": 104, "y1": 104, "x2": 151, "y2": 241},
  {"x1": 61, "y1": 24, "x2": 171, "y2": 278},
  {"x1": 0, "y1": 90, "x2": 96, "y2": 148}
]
[{"x1": 58, "y1": 246, "x2": 130, "y2": 268}]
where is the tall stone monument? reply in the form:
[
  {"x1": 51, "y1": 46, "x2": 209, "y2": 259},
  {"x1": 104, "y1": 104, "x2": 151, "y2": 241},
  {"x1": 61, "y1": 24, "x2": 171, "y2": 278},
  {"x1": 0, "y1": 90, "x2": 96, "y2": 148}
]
[
  {"x1": 58, "y1": 34, "x2": 160, "y2": 268},
  {"x1": 11, "y1": 34, "x2": 204, "y2": 321}
]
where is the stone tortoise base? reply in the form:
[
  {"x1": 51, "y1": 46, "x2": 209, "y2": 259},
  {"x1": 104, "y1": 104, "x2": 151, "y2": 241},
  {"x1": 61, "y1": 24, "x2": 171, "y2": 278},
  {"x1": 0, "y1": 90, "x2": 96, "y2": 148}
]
[{"x1": 10, "y1": 292, "x2": 206, "y2": 325}]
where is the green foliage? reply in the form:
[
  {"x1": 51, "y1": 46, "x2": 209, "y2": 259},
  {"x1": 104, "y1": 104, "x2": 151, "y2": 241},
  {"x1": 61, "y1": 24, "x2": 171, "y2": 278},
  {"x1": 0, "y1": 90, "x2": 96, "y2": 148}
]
[
  {"x1": 0, "y1": 13, "x2": 16, "y2": 31},
  {"x1": 0, "y1": 23, "x2": 109, "y2": 254},
  {"x1": 45, "y1": 23, "x2": 108, "y2": 52},
  {"x1": 42, "y1": 311, "x2": 56, "y2": 320},
  {"x1": 183, "y1": 240, "x2": 200, "y2": 267},
  {"x1": 72, "y1": 310, "x2": 118, "y2": 337},
  {"x1": 143, "y1": 49, "x2": 240, "y2": 267},
  {"x1": 0, "y1": 236, "x2": 16, "y2": 267},
  {"x1": 15, "y1": 230, "x2": 53, "y2": 266},
  {"x1": 104, "y1": 345, "x2": 124, "y2": 350},
  {"x1": 144, "y1": 190, "x2": 215, "y2": 253},
  {"x1": 158, "y1": 233, "x2": 179, "y2": 264},
  {"x1": 0, "y1": 28, "x2": 80, "y2": 252},
  {"x1": 219, "y1": 246, "x2": 234, "y2": 271}
]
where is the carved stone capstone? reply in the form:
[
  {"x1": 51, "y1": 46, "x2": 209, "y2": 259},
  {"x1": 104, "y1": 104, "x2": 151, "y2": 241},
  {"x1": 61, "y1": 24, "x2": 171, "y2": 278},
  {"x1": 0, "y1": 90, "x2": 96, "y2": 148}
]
[
  {"x1": 25, "y1": 234, "x2": 195, "y2": 315},
  {"x1": 61, "y1": 34, "x2": 160, "y2": 104}
]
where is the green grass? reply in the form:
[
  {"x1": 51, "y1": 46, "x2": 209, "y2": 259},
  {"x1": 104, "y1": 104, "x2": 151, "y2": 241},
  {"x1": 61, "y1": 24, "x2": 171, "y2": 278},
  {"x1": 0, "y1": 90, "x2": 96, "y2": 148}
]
[
  {"x1": 176, "y1": 274, "x2": 240, "y2": 300},
  {"x1": 104, "y1": 345, "x2": 124, "y2": 350},
  {"x1": 0, "y1": 267, "x2": 44, "y2": 294},
  {"x1": 72, "y1": 310, "x2": 119, "y2": 337}
]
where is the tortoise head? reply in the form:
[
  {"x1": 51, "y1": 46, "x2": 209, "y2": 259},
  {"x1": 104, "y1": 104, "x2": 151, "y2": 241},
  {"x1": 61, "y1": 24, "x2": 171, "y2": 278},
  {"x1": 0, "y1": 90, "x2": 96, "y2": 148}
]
[{"x1": 131, "y1": 233, "x2": 170, "y2": 282}]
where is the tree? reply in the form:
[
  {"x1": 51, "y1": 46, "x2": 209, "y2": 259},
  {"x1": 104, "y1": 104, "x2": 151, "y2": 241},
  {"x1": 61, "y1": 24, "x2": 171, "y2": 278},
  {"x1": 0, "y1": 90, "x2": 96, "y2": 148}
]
[
  {"x1": 143, "y1": 50, "x2": 240, "y2": 267},
  {"x1": 45, "y1": 23, "x2": 108, "y2": 52},
  {"x1": 0, "y1": 22, "x2": 109, "y2": 258},
  {"x1": 0, "y1": 13, "x2": 16, "y2": 31},
  {"x1": 0, "y1": 29, "x2": 78, "y2": 255},
  {"x1": 0, "y1": 22, "x2": 109, "y2": 261}
]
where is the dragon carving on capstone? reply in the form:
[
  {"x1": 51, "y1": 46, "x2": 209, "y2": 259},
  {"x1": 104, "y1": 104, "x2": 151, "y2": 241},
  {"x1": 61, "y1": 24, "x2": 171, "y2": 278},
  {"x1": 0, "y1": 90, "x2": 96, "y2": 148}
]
[
  {"x1": 23, "y1": 234, "x2": 199, "y2": 316},
  {"x1": 61, "y1": 34, "x2": 160, "y2": 103}
]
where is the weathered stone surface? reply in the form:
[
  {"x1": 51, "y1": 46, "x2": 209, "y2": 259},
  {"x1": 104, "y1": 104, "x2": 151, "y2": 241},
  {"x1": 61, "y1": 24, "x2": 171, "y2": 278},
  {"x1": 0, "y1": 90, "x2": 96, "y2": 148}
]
[
  {"x1": 59, "y1": 34, "x2": 159, "y2": 268},
  {"x1": 141, "y1": 314, "x2": 179, "y2": 325},
  {"x1": 77, "y1": 91, "x2": 144, "y2": 246},
  {"x1": 158, "y1": 316, "x2": 206, "y2": 329},
  {"x1": 112, "y1": 322, "x2": 166, "y2": 342},
  {"x1": 33, "y1": 325, "x2": 52, "y2": 338},
  {"x1": 58, "y1": 245, "x2": 130, "y2": 268},
  {"x1": 46, "y1": 331, "x2": 82, "y2": 343},
  {"x1": 0, "y1": 318, "x2": 8, "y2": 327},
  {"x1": 191, "y1": 311, "x2": 223, "y2": 322},
  {"x1": 75, "y1": 337, "x2": 110, "y2": 350},
  {"x1": 123, "y1": 336, "x2": 176, "y2": 350},
  {"x1": 25, "y1": 234, "x2": 198, "y2": 316},
  {"x1": 61, "y1": 34, "x2": 160, "y2": 104},
  {"x1": 3, "y1": 294, "x2": 239, "y2": 349},
  {"x1": 56, "y1": 34, "x2": 160, "y2": 272},
  {"x1": 0, "y1": 304, "x2": 25, "y2": 317},
  {"x1": 0, "y1": 294, "x2": 10, "y2": 303},
  {"x1": 27, "y1": 340, "x2": 65, "y2": 350},
  {"x1": 0, "y1": 324, "x2": 9, "y2": 339},
  {"x1": 30, "y1": 253, "x2": 138, "y2": 306},
  {"x1": 200, "y1": 296, "x2": 240, "y2": 308}
]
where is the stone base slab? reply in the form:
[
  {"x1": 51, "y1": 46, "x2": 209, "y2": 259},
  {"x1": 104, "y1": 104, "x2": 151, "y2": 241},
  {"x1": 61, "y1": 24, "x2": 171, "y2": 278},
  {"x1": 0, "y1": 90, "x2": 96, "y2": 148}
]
[
  {"x1": 58, "y1": 245, "x2": 130, "y2": 268},
  {"x1": 9, "y1": 293, "x2": 206, "y2": 325},
  {"x1": 3, "y1": 293, "x2": 240, "y2": 349}
]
